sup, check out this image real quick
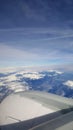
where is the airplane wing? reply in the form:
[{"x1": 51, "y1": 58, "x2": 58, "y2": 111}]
[{"x1": 0, "y1": 91, "x2": 73, "y2": 130}]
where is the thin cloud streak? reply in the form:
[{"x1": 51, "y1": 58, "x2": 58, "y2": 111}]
[
  {"x1": 30, "y1": 34, "x2": 73, "y2": 41},
  {"x1": 0, "y1": 27, "x2": 73, "y2": 43}
]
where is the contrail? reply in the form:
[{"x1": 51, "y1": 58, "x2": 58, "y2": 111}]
[
  {"x1": 0, "y1": 28, "x2": 73, "y2": 41},
  {"x1": 34, "y1": 34, "x2": 73, "y2": 41}
]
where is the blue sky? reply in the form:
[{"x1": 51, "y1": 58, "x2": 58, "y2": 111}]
[{"x1": 0, "y1": 0, "x2": 73, "y2": 68}]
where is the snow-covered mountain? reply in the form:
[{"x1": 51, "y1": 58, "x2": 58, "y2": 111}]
[{"x1": 0, "y1": 68, "x2": 73, "y2": 102}]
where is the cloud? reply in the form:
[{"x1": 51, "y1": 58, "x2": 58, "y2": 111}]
[
  {"x1": 0, "y1": 0, "x2": 73, "y2": 68},
  {"x1": 0, "y1": 27, "x2": 73, "y2": 58},
  {"x1": 37, "y1": 34, "x2": 73, "y2": 41},
  {"x1": 0, "y1": 44, "x2": 40, "y2": 60},
  {"x1": 1, "y1": 27, "x2": 73, "y2": 43},
  {"x1": 0, "y1": 42, "x2": 73, "y2": 65},
  {"x1": 0, "y1": 27, "x2": 73, "y2": 67}
]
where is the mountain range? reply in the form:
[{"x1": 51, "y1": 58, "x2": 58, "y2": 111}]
[{"x1": 0, "y1": 68, "x2": 73, "y2": 102}]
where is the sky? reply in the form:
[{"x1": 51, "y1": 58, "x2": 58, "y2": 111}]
[{"x1": 0, "y1": 0, "x2": 73, "y2": 68}]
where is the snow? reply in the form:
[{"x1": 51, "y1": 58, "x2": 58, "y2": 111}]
[
  {"x1": 9, "y1": 70, "x2": 45, "y2": 80},
  {"x1": 64, "y1": 80, "x2": 73, "y2": 89},
  {"x1": 0, "y1": 82, "x2": 4, "y2": 86},
  {"x1": 0, "y1": 94, "x2": 54, "y2": 125},
  {"x1": 22, "y1": 73, "x2": 45, "y2": 79},
  {"x1": 48, "y1": 70, "x2": 63, "y2": 74},
  {"x1": 0, "y1": 73, "x2": 29, "y2": 93},
  {"x1": 55, "y1": 71, "x2": 63, "y2": 74},
  {"x1": 6, "y1": 74, "x2": 17, "y2": 82}
]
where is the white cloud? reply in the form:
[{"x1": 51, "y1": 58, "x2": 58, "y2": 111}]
[
  {"x1": 0, "y1": 43, "x2": 73, "y2": 70},
  {"x1": 0, "y1": 44, "x2": 41, "y2": 60},
  {"x1": 63, "y1": 80, "x2": 73, "y2": 89}
]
